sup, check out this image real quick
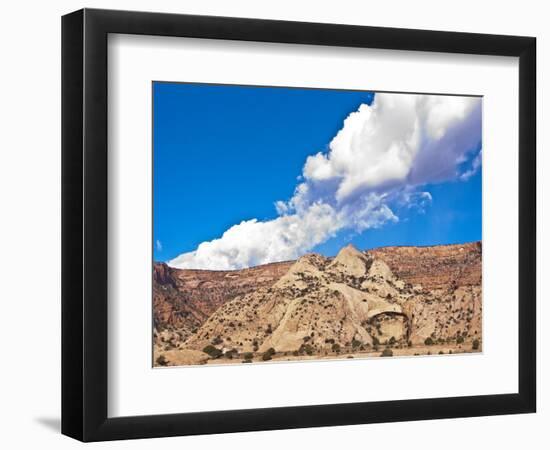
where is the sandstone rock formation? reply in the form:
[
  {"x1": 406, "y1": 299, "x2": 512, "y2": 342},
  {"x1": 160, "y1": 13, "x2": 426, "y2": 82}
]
[
  {"x1": 153, "y1": 260, "x2": 291, "y2": 353},
  {"x1": 153, "y1": 242, "x2": 482, "y2": 366}
]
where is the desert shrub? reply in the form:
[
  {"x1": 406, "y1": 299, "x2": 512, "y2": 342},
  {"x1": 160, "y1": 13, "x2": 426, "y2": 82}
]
[
  {"x1": 472, "y1": 339, "x2": 480, "y2": 350},
  {"x1": 372, "y1": 336, "x2": 380, "y2": 346},
  {"x1": 438, "y1": 351, "x2": 444, "y2": 355},
  {"x1": 243, "y1": 352, "x2": 254, "y2": 361},
  {"x1": 407, "y1": 341, "x2": 412, "y2": 348},
  {"x1": 156, "y1": 355, "x2": 168, "y2": 366},
  {"x1": 225, "y1": 349, "x2": 237, "y2": 359},
  {"x1": 202, "y1": 345, "x2": 222, "y2": 358},
  {"x1": 424, "y1": 337, "x2": 434, "y2": 346},
  {"x1": 457, "y1": 336, "x2": 465, "y2": 344},
  {"x1": 352, "y1": 338, "x2": 361, "y2": 349},
  {"x1": 262, "y1": 347, "x2": 276, "y2": 360},
  {"x1": 301, "y1": 344, "x2": 314, "y2": 355},
  {"x1": 211, "y1": 336, "x2": 223, "y2": 345},
  {"x1": 381, "y1": 348, "x2": 393, "y2": 357},
  {"x1": 388, "y1": 336, "x2": 396, "y2": 346},
  {"x1": 331, "y1": 343, "x2": 341, "y2": 353}
]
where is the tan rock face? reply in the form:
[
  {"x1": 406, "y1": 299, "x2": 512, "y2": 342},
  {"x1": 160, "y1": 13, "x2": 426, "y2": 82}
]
[
  {"x1": 369, "y1": 242, "x2": 482, "y2": 290},
  {"x1": 153, "y1": 242, "x2": 482, "y2": 366},
  {"x1": 153, "y1": 260, "x2": 292, "y2": 350}
]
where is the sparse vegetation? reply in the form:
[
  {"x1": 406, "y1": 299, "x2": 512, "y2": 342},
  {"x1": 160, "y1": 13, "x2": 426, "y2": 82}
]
[
  {"x1": 202, "y1": 345, "x2": 222, "y2": 358},
  {"x1": 381, "y1": 348, "x2": 393, "y2": 357},
  {"x1": 300, "y1": 344, "x2": 314, "y2": 355},
  {"x1": 262, "y1": 347, "x2": 276, "y2": 361},
  {"x1": 154, "y1": 243, "x2": 481, "y2": 366},
  {"x1": 156, "y1": 355, "x2": 168, "y2": 366},
  {"x1": 225, "y1": 349, "x2": 238, "y2": 359}
]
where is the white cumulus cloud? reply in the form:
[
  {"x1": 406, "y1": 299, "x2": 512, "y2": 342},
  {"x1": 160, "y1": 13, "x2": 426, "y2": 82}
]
[
  {"x1": 169, "y1": 202, "x2": 343, "y2": 270},
  {"x1": 168, "y1": 93, "x2": 481, "y2": 270}
]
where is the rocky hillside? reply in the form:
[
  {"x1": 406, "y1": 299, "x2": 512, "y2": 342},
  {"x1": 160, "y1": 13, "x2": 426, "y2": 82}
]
[
  {"x1": 153, "y1": 260, "x2": 291, "y2": 344},
  {"x1": 370, "y1": 242, "x2": 482, "y2": 290},
  {"x1": 154, "y1": 242, "x2": 482, "y2": 366}
]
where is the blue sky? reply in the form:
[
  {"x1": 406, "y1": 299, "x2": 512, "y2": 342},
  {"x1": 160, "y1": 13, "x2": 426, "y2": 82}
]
[{"x1": 153, "y1": 82, "x2": 481, "y2": 267}]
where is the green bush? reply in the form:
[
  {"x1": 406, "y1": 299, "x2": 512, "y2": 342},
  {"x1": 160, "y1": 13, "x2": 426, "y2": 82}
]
[
  {"x1": 472, "y1": 339, "x2": 480, "y2": 350},
  {"x1": 331, "y1": 343, "x2": 341, "y2": 353},
  {"x1": 388, "y1": 336, "x2": 396, "y2": 346},
  {"x1": 380, "y1": 348, "x2": 393, "y2": 357},
  {"x1": 457, "y1": 336, "x2": 465, "y2": 344},
  {"x1": 243, "y1": 352, "x2": 254, "y2": 361},
  {"x1": 424, "y1": 337, "x2": 434, "y2": 346},
  {"x1": 202, "y1": 345, "x2": 222, "y2": 358}
]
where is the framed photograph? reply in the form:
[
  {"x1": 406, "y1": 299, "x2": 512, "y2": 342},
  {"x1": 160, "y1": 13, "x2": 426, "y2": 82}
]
[{"x1": 62, "y1": 8, "x2": 536, "y2": 442}]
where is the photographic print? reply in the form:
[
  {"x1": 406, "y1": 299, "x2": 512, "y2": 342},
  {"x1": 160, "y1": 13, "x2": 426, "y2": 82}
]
[{"x1": 152, "y1": 83, "x2": 482, "y2": 367}]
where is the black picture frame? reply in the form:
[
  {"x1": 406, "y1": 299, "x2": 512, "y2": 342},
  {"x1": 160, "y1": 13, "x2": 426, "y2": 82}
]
[{"x1": 62, "y1": 8, "x2": 536, "y2": 442}]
